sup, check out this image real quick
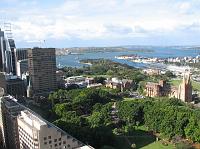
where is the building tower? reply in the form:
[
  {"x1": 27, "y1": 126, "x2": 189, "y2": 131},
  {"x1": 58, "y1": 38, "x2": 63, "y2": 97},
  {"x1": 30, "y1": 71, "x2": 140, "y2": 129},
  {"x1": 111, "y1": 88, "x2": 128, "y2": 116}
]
[
  {"x1": 0, "y1": 28, "x2": 13, "y2": 74},
  {"x1": 4, "y1": 23, "x2": 17, "y2": 75},
  {"x1": 178, "y1": 73, "x2": 192, "y2": 102},
  {"x1": 0, "y1": 96, "x2": 23, "y2": 149},
  {"x1": 28, "y1": 48, "x2": 57, "y2": 97},
  {"x1": 0, "y1": 72, "x2": 6, "y2": 94}
]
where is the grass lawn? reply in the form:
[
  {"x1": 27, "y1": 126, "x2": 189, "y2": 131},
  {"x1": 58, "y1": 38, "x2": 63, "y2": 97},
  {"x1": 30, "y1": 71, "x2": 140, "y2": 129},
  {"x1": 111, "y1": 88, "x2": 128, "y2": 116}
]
[
  {"x1": 114, "y1": 136, "x2": 174, "y2": 149},
  {"x1": 123, "y1": 98, "x2": 135, "y2": 101},
  {"x1": 113, "y1": 125, "x2": 175, "y2": 149},
  {"x1": 141, "y1": 141, "x2": 174, "y2": 149},
  {"x1": 169, "y1": 79, "x2": 200, "y2": 92}
]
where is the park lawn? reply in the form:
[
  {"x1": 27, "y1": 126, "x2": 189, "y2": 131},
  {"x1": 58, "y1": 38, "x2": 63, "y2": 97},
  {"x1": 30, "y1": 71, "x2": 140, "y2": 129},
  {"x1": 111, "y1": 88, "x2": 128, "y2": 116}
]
[
  {"x1": 141, "y1": 141, "x2": 174, "y2": 149},
  {"x1": 169, "y1": 79, "x2": 200, "y2": 92},
  {"x1": 114, "y1": 125, "x2": 175, "y2": 149},
  {"x1": 114, "y1": 126, "x2": 156, "y2": 149},
  {"x1": 123, "y1": 98, "x2": 135, "y2": 101},
  {"x1": 114, "y1": 135, "x2": 156, "y2": 149}
]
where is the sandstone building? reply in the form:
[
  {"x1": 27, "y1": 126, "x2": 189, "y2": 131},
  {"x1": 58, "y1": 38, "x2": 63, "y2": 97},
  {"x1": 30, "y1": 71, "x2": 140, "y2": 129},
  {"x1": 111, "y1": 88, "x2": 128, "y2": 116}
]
[{"x1": 145, "y1": 74, "x2": 192, "y2": 102}]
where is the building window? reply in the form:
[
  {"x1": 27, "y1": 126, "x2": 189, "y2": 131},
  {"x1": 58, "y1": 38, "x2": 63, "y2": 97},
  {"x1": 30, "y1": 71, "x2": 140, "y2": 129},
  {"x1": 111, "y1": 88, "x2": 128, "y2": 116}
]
[
  {"x1": 48, "y1": 136, "x2": 51, "y2": 139},
  {"x1": 67, "y1": 144, "x2": 70, "y2": 148},
  {"x1": 55, "y1": 144, "x2": 57, "y2": 147},
  {"x1": 59, "y1": 138, "x2": 61, "y2": 141},
  {"x1": 63, "y1": 141, "x2": 66, "y2": 144},
  {"x1": 49, "y1": 141, "x2": 52, "y2": 144},
  {"x1": 44, "y1": 142, "x2": 47, "y2": 145},
  {"x1": 54, "y1": 139, "x2": 57, "y2": 142},
  {"x1": 44, "y1": 137, "x2": 47, "y2": 140}
]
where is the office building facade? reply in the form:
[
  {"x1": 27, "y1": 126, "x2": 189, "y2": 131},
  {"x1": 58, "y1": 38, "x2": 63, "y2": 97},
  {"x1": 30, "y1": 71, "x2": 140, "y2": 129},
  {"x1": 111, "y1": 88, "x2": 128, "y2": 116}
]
[
  {"x1": 18, "y1": 110, "x2": 84, "y2": 149},
  {"x1": 0, "y1": 72, "x2": 6, "y2": 94},
  {"x1": 28, "y1": 48, "x2": 57, "y2": 96},
  {"x1": 6, "y1": 77, "x2": 26, "y2": 97},
  {"x1": 0, "y1": 96, "x2": 23, "y2": 149}
]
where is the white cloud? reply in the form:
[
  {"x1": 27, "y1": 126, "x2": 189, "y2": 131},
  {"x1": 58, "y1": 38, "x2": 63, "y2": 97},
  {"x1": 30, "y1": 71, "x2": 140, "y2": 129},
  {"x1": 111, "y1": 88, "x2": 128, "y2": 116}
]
[{"x1": 1, "y1": 0, "x2": 200, "y2": 45}]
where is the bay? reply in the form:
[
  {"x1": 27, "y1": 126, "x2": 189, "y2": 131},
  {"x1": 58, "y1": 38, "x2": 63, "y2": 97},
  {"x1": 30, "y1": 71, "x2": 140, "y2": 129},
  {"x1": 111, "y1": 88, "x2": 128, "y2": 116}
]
[{"x1": 56, "y1": 46, "x2": 199, "y2": 68}]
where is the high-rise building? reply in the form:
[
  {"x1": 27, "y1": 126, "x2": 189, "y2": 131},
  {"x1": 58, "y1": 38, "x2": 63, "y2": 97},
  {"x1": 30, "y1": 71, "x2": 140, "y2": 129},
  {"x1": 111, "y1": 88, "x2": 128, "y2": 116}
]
[
  {"x1": 0, "y1": 28, "x2": 13, "y2": 74},
  {"x1": 6, "y1": 76, "x2": 26, "y2": 98},
  {"x1": 0, "y1": 96, "x2": 23, "y2": 149},
  {"x1": 0, "y1": 89, "x2": 4, "y2": 149},
  {"x1": 9, "y1": 39, "x2": 16, "y2": 75},
  {"x1": 0, "y1": 72, "x2": 6, "y2": 94},
  {"x1": 18, "y1": 110, "x2": 84, "y2": 149},
  {"x1": 28, "y1": 48, "x2": 57, "y2": 97},
  {"x1": 16, "y1": 59, "x2": 28, "y2": 77},
  {"x1": 14, "y1": 48, "x2": 28, "y2": 61}
]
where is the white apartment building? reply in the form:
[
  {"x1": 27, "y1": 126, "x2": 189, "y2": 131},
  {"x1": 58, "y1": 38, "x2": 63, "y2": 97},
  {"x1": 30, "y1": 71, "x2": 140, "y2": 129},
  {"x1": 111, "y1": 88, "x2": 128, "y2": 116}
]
[{"x1": 17, "y1": 110, "x2": 84, "y2": 149}]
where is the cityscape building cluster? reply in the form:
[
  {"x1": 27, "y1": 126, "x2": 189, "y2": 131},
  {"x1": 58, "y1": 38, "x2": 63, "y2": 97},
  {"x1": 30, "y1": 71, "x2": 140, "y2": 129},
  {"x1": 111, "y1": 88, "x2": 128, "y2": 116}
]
[{"x1": 0, "y1": 28, "x2": 94, "y2": 149}]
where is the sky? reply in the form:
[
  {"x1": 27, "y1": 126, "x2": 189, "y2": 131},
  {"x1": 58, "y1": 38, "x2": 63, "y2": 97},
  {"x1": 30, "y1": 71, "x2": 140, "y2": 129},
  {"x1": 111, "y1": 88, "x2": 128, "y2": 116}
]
[{"x1": 1, "y1": 0, "x2": 200, "y2": 47}]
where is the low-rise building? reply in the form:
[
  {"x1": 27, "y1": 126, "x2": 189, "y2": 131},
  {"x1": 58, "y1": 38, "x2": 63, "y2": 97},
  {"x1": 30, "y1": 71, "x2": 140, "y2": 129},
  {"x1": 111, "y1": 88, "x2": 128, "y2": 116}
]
[
  {"x1": 87, "y1": 83, "x2": 102, "y2": 88},
  {"x1": 143, "y1": 69, "x2": 160, "y2": 75},
  {"x1": 105, "y1": 78, "x2": 133, "y2": 91}
]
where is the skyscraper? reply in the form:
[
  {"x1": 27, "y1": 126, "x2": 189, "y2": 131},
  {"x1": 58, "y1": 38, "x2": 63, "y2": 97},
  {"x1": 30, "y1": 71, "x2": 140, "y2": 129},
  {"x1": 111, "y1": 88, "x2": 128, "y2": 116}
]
[
  {"x1": 0, "y1": 28, "x2": 14, "y2": 74},
  {"x1": 0, "y1": 72, "x2": 6, "y2": 94},
  {"x1": 0, "y1": 96, "x2": 23, "y2": 149},
  {"x1": 8, "y1": 39, "x2": 16, "y2": 75},
  {"x1": 14, "y1": 48, "x2": 28, "y2": 77},
  {"x1": 28, "y1": 48, "x2": 57, "y2": 97}
]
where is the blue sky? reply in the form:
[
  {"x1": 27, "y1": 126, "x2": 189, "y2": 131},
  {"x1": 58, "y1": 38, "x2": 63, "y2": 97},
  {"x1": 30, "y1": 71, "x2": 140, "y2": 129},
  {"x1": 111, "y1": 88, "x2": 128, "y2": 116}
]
[{"x1": 1, "y1": 0, "x2": 200, "y2": 47}]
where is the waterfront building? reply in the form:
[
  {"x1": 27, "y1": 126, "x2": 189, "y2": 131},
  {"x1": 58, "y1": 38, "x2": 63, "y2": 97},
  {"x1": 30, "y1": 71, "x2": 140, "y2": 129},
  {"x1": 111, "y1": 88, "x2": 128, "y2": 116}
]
[
  {"x1": 28, "y1": 48, "x2": 57, "y2": 97},
  {"x1": 145, "y1": 74, "x2": 192, "y2": 102},
  {"x1": 143, "y1": 69, "x2": 160, "y2": 76}
]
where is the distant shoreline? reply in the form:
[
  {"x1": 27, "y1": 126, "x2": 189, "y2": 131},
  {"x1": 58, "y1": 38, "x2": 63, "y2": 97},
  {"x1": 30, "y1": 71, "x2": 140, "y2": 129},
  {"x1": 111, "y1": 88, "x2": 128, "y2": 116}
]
[{"x1": 56, "y1": 47, "x2": 155, "y2": 56}]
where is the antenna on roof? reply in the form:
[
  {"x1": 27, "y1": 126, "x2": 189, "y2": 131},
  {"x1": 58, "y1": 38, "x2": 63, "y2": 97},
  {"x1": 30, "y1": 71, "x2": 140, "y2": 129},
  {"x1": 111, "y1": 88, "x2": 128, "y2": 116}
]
[{"x1": 44, "y1": 40, "x2": 47, "y2": 48}]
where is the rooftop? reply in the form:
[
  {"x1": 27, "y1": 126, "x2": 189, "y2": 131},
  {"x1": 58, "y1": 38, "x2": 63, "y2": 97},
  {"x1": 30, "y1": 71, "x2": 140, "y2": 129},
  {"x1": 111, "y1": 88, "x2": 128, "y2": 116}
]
[{"x1": 19, "y1": 110, "x2": 47, "y2": 130}]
